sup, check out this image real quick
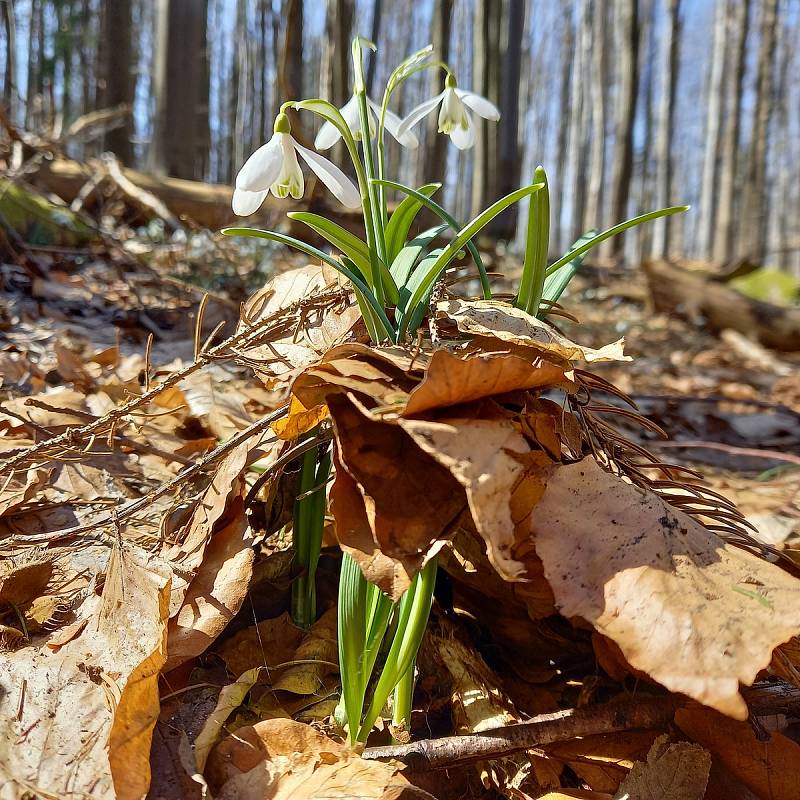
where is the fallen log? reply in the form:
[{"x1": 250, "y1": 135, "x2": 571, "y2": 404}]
[{"x1": 643, "y1": 259, "x2": 800, "y2": 351}]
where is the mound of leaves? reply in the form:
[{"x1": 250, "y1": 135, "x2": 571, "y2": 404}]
[{"x1": 2, "y1": 264, "x2": 800, "y2": 800}]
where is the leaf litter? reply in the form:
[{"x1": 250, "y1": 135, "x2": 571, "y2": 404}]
[{"x1": 2, "y1": 245, "x2": 800, "y2": 800}]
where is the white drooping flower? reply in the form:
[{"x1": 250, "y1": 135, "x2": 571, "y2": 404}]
[
  {"x1": 314, "y1": 95, "x2": 419, "y2": 150},
  {"x1": 232, "y1": 112, "x2": 361, "y2": 215},
  {"x1": 397, "y1": 74, "x2": 500, "y2": 150}
]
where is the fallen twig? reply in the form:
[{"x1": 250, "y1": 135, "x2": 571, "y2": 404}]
[
  {"x1": 654, "y1": 440, "x2": 800, "y2": 466},
  {"x1": 363, "y1": 683, "x2": 800, "y2": 770}
]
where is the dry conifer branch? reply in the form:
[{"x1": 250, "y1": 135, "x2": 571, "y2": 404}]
[{"x1": 363, "y1": 683, "x2": 800, "y2": 770}]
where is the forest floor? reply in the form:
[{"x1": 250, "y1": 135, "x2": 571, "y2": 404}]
[{"x1": 2, "y1": 216, "x2": 800, "y2": 799}]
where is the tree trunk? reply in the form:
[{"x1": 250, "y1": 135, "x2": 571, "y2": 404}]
[
  {"x1": 366, "y1": 0, "x2": 383, "y2": 96},
  {"x1": 554, "y1": 8, "x2": 574, "y2": 252},
  {"x1": 2, "y1": 0, "x2": 17, "y2": 114},
  {"x1": 150, "y1": 0, "x2": 210, "y2": 180},
  {"x1": 322, "y1": 0, "x2": 354, "y2": 109},
  {"x1": 99, "y1": 0, "x2": 134, "y2": 163},
  {"x1": 650, "y1": 0, "x2": 681, "y2": 259},
  {"x1": 696, "y1": 0, "x2": 727, "y2": 259},
  {"x1": 423, "y1": 0, "x2": 453, "y2": 185},
  {"x1": 743, "y1": 0, "x2": 778, "y2": 262},
  {"x1": 583, "y1": 0, "x2": 608, "y2": 236},
  {"x1": 277, "y1": 0, "x2": 304, "y2": 138},
  {"x1": 712, "y1": 0, "x2": 749, "y2": 264},
  {"x1": 606, "y1": 0, "x2": 639, "y2": 261},
  {"x1": 470, "y1": 0, "x2": 501, "y2": 218},
  {"x1": 493, "y1": 0, "x2": 524, "y2": 236},
  {"x1": 566, "y1": 0, "x2": 589, "y2": 243}
]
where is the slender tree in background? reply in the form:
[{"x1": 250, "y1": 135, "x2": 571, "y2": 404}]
[
  {"x1": 150, "y1": 0, "x2": 210, "y2": 180},
  {"x1": 743, "y1": 0, "x2": 778, "y2": 261},
  {"x1": 322, "y1": 0, "x2": 353, "y2": 109},
  {"x1": 277, "y1": 0, "x2": 304, "y2": 139},
  {"x1": 470, "y1": 0, "x2": 501, "y2": 219},
  {"x1": 554, "y1": 9, "x2": 574, "y2": 252},
  {"x1": 494, "y1": 0, "x2": 524, "y2": 236},
  {"x1": 2, "y1": 0, "x2": 17, "y2": 112},
  {"x1": 651, "y1": 0, "x2": 681, "y2": 259},
  {"x1": 583, "y1": 0, "x2": 607, "y2": 238},
  {"x1": 697, "y1": 0, "x2": 727, "y2": 260},
  {"x1": 365, "y1": 0, "x2": 382, "y2": 96},
  {"x1": 606, "y1": 0, "x2": 639, "y2": 260},
  {"x1": 566, "y1": 0, "x2": 589, "y2": 244},
  {"x1": 99, "y1": 0, "x2": 134, "y2": 163},
  {"x1": 712, "y1": 0, "x2": 749, "y2": 264}
]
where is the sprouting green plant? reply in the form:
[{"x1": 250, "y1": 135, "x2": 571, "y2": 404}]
[{"x1": 223, "y1": 34, "x2": 688, "y2": 744}]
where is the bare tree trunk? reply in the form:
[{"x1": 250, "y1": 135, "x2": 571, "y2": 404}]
[
  {"x1": 277, "y1": 0, "x2": 304, "y2": 137},
  {"x1": 554, "y1": 7, "x2": 574, "y2": 251},
  {"x1": 99, "y1": 0, "x2": 134, "y2": 162},
  {"x1": 743, "y1": 0, "x2": 778, "y2": 262},
  {"x1": 650, "y1": 0, "x2": 681, "y2": 259},
  {"x1": 712, "y1": 0, "x2": 749, "y2": 264},
  {"x1": 696, "y1": 0, "x2": 727, "y2": 259},
  {"x1": 606, "y1": 0, "x2": 639, "y2": 261},
  {"x1": 493, "y1": 0, "x2": 525, "y2": 236},
  {"x1": 150, "y1": 0, "x2": 210, "y2": 180},
  {"x1": 322, "y1": 0, "x2": 354, "y2": 109},
  {"x1": 423, "y1": 0, "x2": 453, "y2": 185},
  {"x1": 366, "y1": 0, "x2": 383, "y2": 97},
  {"x1": 583, "y1": 0, "x2": 608, "y2": 235},
  {"x1": 2, "y1": 0, "x2": 17, "y2": 114},
  {"x1": 470, "y1": 0, "x2": 501, "y2": 218},
  {"x1": 233, "y1": 0, "x2": 249, "y2": 173},
  {"x1": 566, "y1": 0, "x2": 589, "y2": 243}
]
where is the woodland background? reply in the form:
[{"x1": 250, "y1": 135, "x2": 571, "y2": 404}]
[{"x1": 1, "y1": 0, "x2": 799, "y2": 271}]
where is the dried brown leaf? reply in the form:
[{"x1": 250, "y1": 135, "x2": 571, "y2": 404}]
[
  {"x1": 206, "y1": 718, "x2": 414, "y2": 800},
  {"x1": 399, "y1": 415, "x2": 555, "y2": 581},
  {"x1": 165, "y1": 499, "x2": 256, "y2": 671},
  {"x1": 675, "y1": 705, "x2": 800, "y2": 800},
  {"x1": 0, "y1": 544, "x2": 170, "y2": 799},
  {"x1": 329, "y1": 395, "x2": 464, "y2": 598},
  {"x1": 436, "y1": 298, "x2": 630, "y2": 363},
  {"x1": 531, "y1": 458, "x2": 800, "y2": 718},
  {"x1": 615, "y1": 735, "x2": 710, "y2": 800},
  {"x1": 402, "y1": 349, "x2": 569, "y2": 417}
]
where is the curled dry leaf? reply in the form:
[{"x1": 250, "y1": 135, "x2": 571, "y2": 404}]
[
  {"x1": 0, "y1": 544, "x2": 170, "y2": 800},
  {"x1": 531, "y1": 458, "x2": 800, "y2": 719},
  {"x1": 237, "y1": 264, "x2": 362, "y2": 386},
  {"x1": 165, "y1": 499, "x2": 256, "y2": 671},
  {"x1": 205, "y1": 718, "x2": 415, "y2": 800},
  {"x1": 399, "y1": 415, "x2": 555, "y2": 582},
  {"x1": 401, "y1": 349, "x2": 570, "y2": 417},
  {"x1": 615, "y1": 734, "x2": 711, "y2": 800},
  {"x1": 163, "y1": 440, "x2": 250, "y2": 618},
  {"x1": 0, "y1": 552, "x2": 53, "y2": 606},
  {"x1": 270, "y1": 395, "x2": 329, "y2": 440},
  {"x1": 329, "y1": 394, "x2": 464, "y2": 599},
  {"x1": 436, "y1": 298, "x2": 630, "y2": 363}
]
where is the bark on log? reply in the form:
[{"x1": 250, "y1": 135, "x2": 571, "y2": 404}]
[
  {"x1": 28, "y1": 156, "x2": 365, "y2": 233},
  {"x1": 643, "y1": 260, "x2": 800, "y2": 352}
]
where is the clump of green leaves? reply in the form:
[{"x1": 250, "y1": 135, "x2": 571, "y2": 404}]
[{"x1": 224, "y1": 35, "x2": 687, "y2": 744}]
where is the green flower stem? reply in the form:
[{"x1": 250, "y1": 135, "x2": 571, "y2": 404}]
[
  {"x1": 392, "y1": 660, "x2": 415, "y2": 734},
  {"x1": 291, "y1": 446, "x2": 318, "y2": 628},
  {"x1": 356, "y1": 557, "x2": 437, "y2": 742}
]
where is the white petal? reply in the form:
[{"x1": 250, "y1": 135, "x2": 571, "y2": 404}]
[
  {"x1": 235, "y1": 134, "x2": 283, "y2": 191},
  {"x1": 449, "y1": 110, "x2": 475, "y2": 150},
  {"x1": 397, "y1": 91, "x2": 446, "y2": 138},
  {"x1": 232, "y1": 187, "x2": 268, "y2": 216},
  {"x1": 314, "y1": 120, "x2": 342, "y2": 150},
  {"x1": 438, "y1": 88, "x2": 466, "y2": 134},
  {"x1": 341, "y1": 95, "x2": 363, "y2": 132},
  {"x1": 270, "y1": 135, "x2": 304, "y2": 199},
  {"x1": 294, "y1": 142, "x2": 362, "y2": 209},
  {"x1": 456, "y1": 89, "x2": 501, "y2": 121},
  {"x1": 380, "y1": 104, "x2": 419, "y2": 149}
]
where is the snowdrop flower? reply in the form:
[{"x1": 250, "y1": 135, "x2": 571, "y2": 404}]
[
  {"x1": 397, "y1": 74, "x2": 500, "y2": 150},
  {"x1": 232, "y1": 112, "x2": 361, "y2": 215},
  {"x1": 314, "y1": 95, "x2": 418, "y2": 150}
]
